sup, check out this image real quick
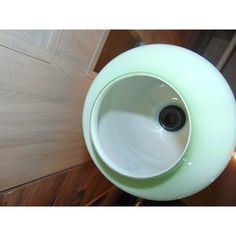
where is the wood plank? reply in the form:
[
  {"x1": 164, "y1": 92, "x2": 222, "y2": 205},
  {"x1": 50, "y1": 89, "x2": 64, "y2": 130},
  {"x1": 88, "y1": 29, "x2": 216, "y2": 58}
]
[
  {"x1": 0, "y1": 194, "x2": 3, "y2": 205},
  {"x1": 78, "y1": 166, "x2": 113, "y2": 205},
  {"x1": 0, "y1": 171, "x2": 66, "y2": 206},
  {"x1": 0, "y1": 161, "x2": 120, "y2": 206},
  {"x1": 53, "y1": 162, "x2": 94, "y2": 206},
  {"x1": 54, "y1": 161, "x2": 114, "y2": 206},
  {"x1": 99, "y1": 186, "x2": 122, "y2": 206}
]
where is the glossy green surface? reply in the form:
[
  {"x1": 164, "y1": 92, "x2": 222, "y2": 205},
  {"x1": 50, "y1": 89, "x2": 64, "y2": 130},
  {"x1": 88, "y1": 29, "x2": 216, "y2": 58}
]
[{"x1": 83, "y1": 44, "x2": 236, "y2": 200}]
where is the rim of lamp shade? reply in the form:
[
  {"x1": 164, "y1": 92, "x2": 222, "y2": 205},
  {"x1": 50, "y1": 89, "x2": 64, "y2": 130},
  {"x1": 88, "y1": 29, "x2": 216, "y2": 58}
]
[
  {"x1": 90, "y1": 73, "x2": 192, "y2": 179},
  {"x1": 83, "y1": 44, "x2": 236, "y2": 201}
]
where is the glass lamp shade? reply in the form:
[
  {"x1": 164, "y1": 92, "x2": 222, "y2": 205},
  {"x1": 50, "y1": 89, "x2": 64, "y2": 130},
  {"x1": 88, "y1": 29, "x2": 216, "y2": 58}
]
[{"x1": 83, "y1": 44, "x2": 236, "y2": 201}]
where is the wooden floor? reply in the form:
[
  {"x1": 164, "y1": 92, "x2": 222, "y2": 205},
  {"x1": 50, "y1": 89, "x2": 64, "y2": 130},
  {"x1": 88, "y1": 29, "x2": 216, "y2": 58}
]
[{"x1": 0, "y1": 161, "x2": 122, "y2": 206}]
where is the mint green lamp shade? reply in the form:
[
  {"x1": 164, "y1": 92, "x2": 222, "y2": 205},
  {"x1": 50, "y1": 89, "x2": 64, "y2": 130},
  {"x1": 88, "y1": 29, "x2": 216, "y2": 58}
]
[{"x1": 83, "y1": 44, "x2": 236, "y2": 200}]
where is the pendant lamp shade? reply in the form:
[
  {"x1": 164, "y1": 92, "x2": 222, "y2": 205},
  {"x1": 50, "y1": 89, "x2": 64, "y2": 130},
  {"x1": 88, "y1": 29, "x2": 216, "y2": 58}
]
[{"x1": 83, "y1": 44, "x2": 236, "y2": 200}]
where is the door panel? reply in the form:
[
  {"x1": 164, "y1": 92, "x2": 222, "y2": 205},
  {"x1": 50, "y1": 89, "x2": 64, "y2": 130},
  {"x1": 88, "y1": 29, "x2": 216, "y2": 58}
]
[
  {"x1": 0, "y1": 30, "x2": 62, "y2": 63},
  {"x1": 0, "y1": 30, "x2": 104, "y2": 192}
]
